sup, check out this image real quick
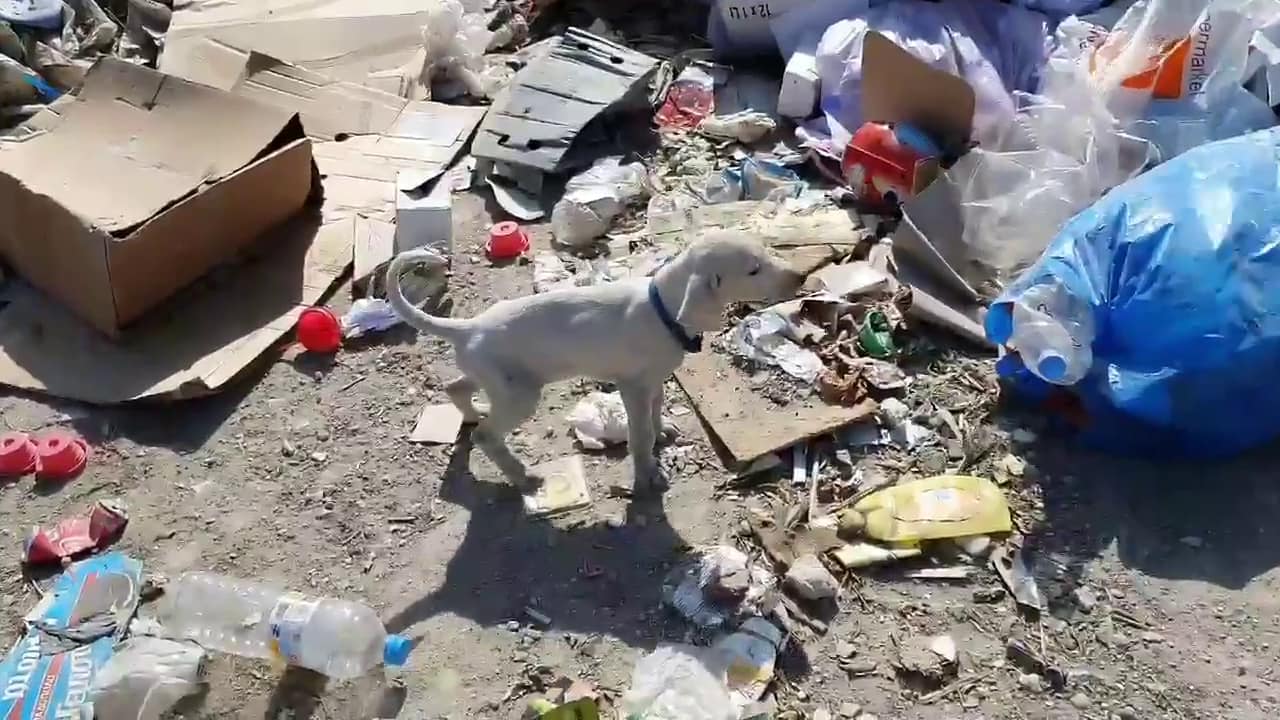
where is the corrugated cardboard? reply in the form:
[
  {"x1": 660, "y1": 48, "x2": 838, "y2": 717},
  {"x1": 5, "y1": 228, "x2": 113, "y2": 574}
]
[
  {"x1": 188, "y1": 49, "x2": 485, "y2": 222},
  {"x1": 161, "y1": 0, "x2": 431, "y2": 93},
  {"x1": 0, "y1": 58, "x2": 314, "y2": 336},
  {"x1": 473, "y1": 28, "x2": 659, "y2": 173},
  {"x1": 861, "y1": 30, "x2": 976, "y2": 152},
  {"x1": 0, "y1": 214, "x2": 355, "y2": 404}
]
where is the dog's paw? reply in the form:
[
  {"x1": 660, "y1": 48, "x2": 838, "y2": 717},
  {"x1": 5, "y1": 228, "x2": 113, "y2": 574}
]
[{"x1": 632, "y1": 464, "x2": 670, "y2": 497}]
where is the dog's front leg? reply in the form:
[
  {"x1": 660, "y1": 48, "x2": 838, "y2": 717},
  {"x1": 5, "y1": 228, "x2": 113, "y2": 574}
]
[
  {"x1": 651, "y1": 385, "x2": 679, "y2": 444},
  {"x1": 619, "y1": 381, "x2": 666, "y2": 495}
]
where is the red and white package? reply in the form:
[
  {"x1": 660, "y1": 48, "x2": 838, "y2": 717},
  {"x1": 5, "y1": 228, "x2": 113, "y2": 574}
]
[{"x1": 24, "y1": 498, "x2": 129, "y2": 566}]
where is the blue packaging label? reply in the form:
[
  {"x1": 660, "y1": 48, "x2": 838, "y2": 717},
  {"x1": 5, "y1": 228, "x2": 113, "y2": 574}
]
[{"x1": 0, "y1": 552, "x2": 142, "y2": 720}]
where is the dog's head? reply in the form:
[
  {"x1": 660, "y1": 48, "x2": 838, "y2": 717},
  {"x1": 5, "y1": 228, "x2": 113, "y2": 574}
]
[{"x1": 675, "y1": 233, "x2": 805, "y2": 331}]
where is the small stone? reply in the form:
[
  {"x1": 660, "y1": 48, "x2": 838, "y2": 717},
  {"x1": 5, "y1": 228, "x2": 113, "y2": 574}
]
[
  {"x1": 1180, "y1": 535, "x2": 1204, "y2": 548},
  {"x1": 504, "y1": 620, "x2": 519, "y2": 632},
  {"x1": 929, "y1": 635, "x2": 958, "y2": 664},
  {"x1": 857, "y1": 714, "x2": 879, "y2": 720},
  {"x1": 835, "y1": 640, "x2": 858, "y2": 659},
  {"x1": 1073, "y1": 586, "x2": 1099, "y2": 614},
  {"x1": 1238, "y1": 659, "x2": 1254, "y2": 676},
  {"x1": 281, "y1": 438, "x2": 295, "y2": 457},
  {"x1": 839, "y1": 702, "x2": 862, "y2": 718},
  {"x1": 1070, "y1": 692, "x2": 1092, "y2": 710},
  {"x1": 316, "y1": 427, "x2": 330, "y2": 441},
  {"x1": 1000, "y1": 453, "x2": 1026, "y2": 478},
  {"x1": 1141, "y1": 630, "x2": 1166, "y2": 644},
  {"x1": 1018, "y1": 672, "x2": 1044, "y2": 693},
  {"x1": 785, "y1": 554, "x2": 839, "y2": 601},
  {"x1": 310, "y1": 451, "x2": 328, "y2": 463},
  {"x1": 813, "y1": 710, "x2": 832, "y2": 720},
  {"x1": 973, "y1": 587, "x2": 1006, "y2": 604}
]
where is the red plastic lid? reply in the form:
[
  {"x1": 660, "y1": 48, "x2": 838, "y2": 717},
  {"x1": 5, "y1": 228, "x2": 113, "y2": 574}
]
[
  {"x1": 34, "y1": 431, "x2": 88, "y2": 482},
  {"x1": 297, "y1": 306, "x2": 342, "y2": 353},
  {"x1": 487, "y1": 222, "x2": 530, "y2": 259},
  {"x1": 0, "y1": 432, "x2": 38, "y2": 477}
]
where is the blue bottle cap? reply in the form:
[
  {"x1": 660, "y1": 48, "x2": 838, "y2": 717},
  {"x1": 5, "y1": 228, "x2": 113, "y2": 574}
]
[
  {"x1": 1036, "y1": 353, "x2": 1069, "y2": 384},
  {"x1": 985, "y1": 303, "x2": 1014, "y2": 345},
  {"x1": 383, "y1": 634, "x2": 412, "y2": 666},
  {"x1": 893, "y1": 123, "x2": 942, "y2": 157}
]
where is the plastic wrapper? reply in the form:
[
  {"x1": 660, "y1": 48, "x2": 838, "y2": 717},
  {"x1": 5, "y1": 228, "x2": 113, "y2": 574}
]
[
  {"x1": 622, "y1": 645, "x2": 735, "y2": 720},
  {"x1": 729, "y1": 310, "x2": 823, "y2": 383},
  {"x1": 550, "y1": 157, "x2": 650, "y2": 248},
  {"x1": 992, "y1": 127, "x2": 1280, "y2": 458},
  {"x1": 89, "y1": 637, "x2": 206, "y2": 720},
  {"x1": 565, "y1": 391, "x2": 629, "y2": 450},
  {"x1": 699, "y1": 110, "x2": 777, "y2": 143},
  {"x1": 954, "y1": 0, "x2": 1280, "y2": 287},
  {"x1": 661, "y1": 545, "x2": 775, "y2": 629},
  {"x1": 341, "y1": 298, "x2": 403, "y2": 338}
]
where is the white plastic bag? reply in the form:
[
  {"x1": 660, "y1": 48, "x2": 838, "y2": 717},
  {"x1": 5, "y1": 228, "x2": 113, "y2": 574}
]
[
  {"x1": 341, "y1": 298, "x2": 403, "y2": 338},
  {"x1": 90, "y1": 637, "x2": 205, "y2": 720},
  {"x1": 551, "y1": 157, "x2": 651, "y2": 248},
  {"x1": 622, "y1": 645, "x2": 736, "y2": 720},
  {"x1": 953, "y1": 0, "x2": 1280, "y2": 288},
  {"x1": 566, "y1": 392, "x2": 629, "y2": 449}
]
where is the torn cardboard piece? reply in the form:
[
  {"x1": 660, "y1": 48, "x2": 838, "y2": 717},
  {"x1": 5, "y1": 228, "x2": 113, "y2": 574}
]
[
  {"x1": 861, "y1": 30, "x2": 976, "y2": 152},
  {"x1": 201, "y1": 50, "x2": 486, "y2": 222},
  {"x1": 0, "y1": 213, "x2": 354, "y2": 404},
  {"x1": 353, "y1": 215, "x2": 397, "y2": 295},
  {"x1": 473, "y1": 28, "x2": 659, "y2": 173},
  {"x1": 0, "y1": 57, "x2": 314, "y2": 336},
  {"x1": 523, "y1": 455, "x2": 592, "y2": 517},
  {"x1": 675, "y1": 349, "x2": 876, "y2": 466},
  {"x1": 162, "y1": 0, "x2": 432, "y2": 94},
  {"x1": 410, "y1": 403, "x2": 465, "y2": 445}
]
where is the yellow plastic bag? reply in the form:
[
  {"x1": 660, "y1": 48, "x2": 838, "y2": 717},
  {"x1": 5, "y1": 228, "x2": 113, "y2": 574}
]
[{"x1": 846, "y1": 475, "x2": 1011, "y2": 545}]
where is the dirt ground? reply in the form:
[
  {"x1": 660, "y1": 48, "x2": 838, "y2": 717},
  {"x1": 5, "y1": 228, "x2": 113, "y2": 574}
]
[{"x1": 2, "y1": 192, "x2": 1279, "y2": 720}]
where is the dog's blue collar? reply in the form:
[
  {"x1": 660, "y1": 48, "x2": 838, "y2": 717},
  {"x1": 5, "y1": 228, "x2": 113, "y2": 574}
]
[{"x1": 648, "y1": 281, "x2": 703, "y2": 353}]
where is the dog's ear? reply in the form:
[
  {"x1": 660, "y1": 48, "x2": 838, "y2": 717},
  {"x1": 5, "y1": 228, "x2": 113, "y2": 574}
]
[{"x1": 676, "y1": 271, "x2": 722, "y2": 331}]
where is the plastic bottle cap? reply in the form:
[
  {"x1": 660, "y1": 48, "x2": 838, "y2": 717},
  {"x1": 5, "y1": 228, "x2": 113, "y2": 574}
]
[
  {"x1": 985, "y1": 303, "x2": 1014, "y2": 345},
  {"x1": 383, "y1": 634, "x2": 412, "y2": 666},
  {"x1": 1036, "y1": 352, "x2": 1069, "y2": 383}
]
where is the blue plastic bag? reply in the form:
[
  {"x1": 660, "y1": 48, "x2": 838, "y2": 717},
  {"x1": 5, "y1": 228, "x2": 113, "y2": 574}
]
[{"x1": 991, "y1": 127, "x2": 1280, "y2": 458}]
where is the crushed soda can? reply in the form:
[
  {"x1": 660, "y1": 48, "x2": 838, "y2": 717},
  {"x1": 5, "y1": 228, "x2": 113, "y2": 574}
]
[{"x1": 24, "y1": 499, "x2": 129, "y2": 566}]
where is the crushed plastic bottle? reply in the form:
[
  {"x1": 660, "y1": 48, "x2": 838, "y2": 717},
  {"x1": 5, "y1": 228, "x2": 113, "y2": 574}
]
[
  {"x1": 986, "y1": 280, "x2": 1095, "y2": 385},
  {"x1": 159, "y1": 573, "x2": 410, "y2": 680}
]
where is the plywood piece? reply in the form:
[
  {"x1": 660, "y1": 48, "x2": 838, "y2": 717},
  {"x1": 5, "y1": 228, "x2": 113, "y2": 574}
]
[{"x1": 675, "y1": 349, "x2": 876, "y2": 466}]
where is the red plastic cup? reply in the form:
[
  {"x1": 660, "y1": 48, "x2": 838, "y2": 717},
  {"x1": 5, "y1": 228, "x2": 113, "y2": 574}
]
[
  {"x1": 0, "y1": 432, "x2": 38, "y2": 478},
  {"x1": 486, "y1": 222, "x2": 530, "y2": 260},
  {"x1": 34, "y1": 431, "x2": 88, "y2": 482},
  {"x1": 297, "y1": 307, "x2": 342, "y2": 353}
]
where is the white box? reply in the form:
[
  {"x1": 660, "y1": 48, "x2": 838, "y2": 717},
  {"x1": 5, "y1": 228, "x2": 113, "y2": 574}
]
[
  {"x1": 395, "y1": 170, "x2": 453, "y2": 255},
  {"x1": 778, "y1": 48, "x2": 819, "y2": 119}
]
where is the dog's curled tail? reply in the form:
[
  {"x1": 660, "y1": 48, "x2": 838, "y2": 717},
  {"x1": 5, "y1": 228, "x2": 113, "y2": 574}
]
[{"x1": 386, "y1": 248, "x2": 472, "y2": 342}]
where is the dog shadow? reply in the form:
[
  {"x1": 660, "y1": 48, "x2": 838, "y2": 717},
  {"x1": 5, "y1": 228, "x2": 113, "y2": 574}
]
[{"x1": 385, "y1": 429, "x2": 697, "y2": 651}]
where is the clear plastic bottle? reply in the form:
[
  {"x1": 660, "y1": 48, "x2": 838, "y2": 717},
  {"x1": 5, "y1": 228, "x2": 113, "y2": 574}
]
[
  {"x1": 987, "y1": 281, "x2": 1095, "y2": 385},
  {"x1": 159, "y1": 572, "x2": 411, "y2": 680}
]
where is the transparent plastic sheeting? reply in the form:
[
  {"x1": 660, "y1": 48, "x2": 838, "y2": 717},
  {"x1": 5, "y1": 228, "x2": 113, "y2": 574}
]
[{"x1": 990, "y1": 127, "x2": 1280, "y2": 458}]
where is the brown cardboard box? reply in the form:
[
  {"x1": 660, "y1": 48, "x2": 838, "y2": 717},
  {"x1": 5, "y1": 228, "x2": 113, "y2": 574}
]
[{"x1": 0, "y1": 57, "x2": 315, "y2": 336}]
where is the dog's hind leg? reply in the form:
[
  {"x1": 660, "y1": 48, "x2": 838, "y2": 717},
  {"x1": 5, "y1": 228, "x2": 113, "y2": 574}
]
[
  {"x1": 445, "y1": 375, "x2": 487, "y2": 423},
  {"x1": 471, "y1": 376, "x2": 543, "y2": 491}
]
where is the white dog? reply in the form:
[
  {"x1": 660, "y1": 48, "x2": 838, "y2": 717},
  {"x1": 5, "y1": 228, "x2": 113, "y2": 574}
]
[{"x1": 387, "y1": 233, "x2": 803, "y2": 495}]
